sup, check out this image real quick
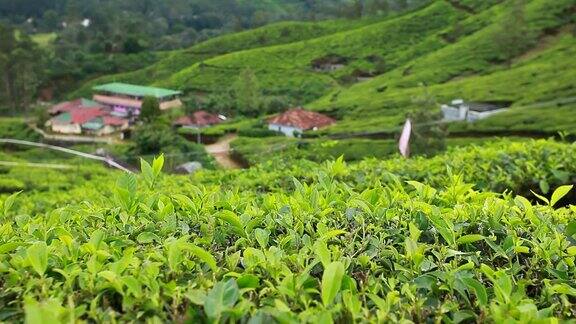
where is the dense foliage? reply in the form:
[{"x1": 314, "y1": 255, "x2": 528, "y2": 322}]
[
  {"x1": 0, "y1": 140, "x2": 575, "y2": 322},
  {"x1": 0, "y1": 25, "x2": 45, "y2": 113},
  {"x1": 130, "y1": 122, "x2": 214, "y2": 170}
]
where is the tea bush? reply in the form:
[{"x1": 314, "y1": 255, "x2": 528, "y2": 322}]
[{"x1": 0, "y1": 140, "x2": 575, "y2": 322}]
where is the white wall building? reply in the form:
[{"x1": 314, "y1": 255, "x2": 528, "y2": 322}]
[
  {"x1": 267, "y1": 108, "x2": 336, "y2": 137},
  {"x1": 268, "y1": 123, "x2": 303, "y2": 137},
  {"x1": 441, "y1": 99, "x2": 510, "y2": 122}
]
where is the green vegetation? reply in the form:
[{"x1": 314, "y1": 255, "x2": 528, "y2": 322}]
[
  {"x1": 68, "y1": 0, "x2": 574, "y2": 141},
  {"x1": 130, "y1": 123, "x2": 214, "y2": 169},
  {"x1": 448, "y1": 103, "x2": 576, "y2": 135},
  {"x1": 69, "y1": 19, "x2": 375, "y2": 99},
  {"x1": 140, "y1": 96, "x2": 161, "y2": 122},
  {"x1": 309, "y1": 0, "x2": 576, "y2": 135},
  {"x1": 0, "y1": 140, "x2": 575, "y2": 322}
]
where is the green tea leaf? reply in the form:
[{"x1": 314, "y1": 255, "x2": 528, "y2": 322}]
[
  {"x1": 314, "y1": 241, "x2": 331, "y2": 268},
  {"x1": 185, "y1": 243, "x2": 218, "y2": 272},
  {"x1": 0, "y1": 242, "x2": 21, "y2": 254},
  {"x1": 2, "y1": 191, "x2": 21, "y2": 217},
  {"x1": 254, "y1": 228, "x2": 270, "y2": 249},
  {"x1": 462, "y1": 278, "x2": 488, "y2": 306},
  {"x1": 204, "y1": 279, "x2": 239, "y2": 320},
  {"x1": 237, "y1": 274, "x2": 260, "y2": 289},
  {"x1": 137, "y1": 232, "x2": 160, "y2": 243},
  {"x1": 531, "y1": 190, "x2": 549, "y2": 205},
  {"x1": 216, "y1": 210, "x2": 246, "y2": 238},
  {"x1": 457, "y1": 234, "x2": 485, "y2": 245},
  {"x1": 27, "y1": 242, "x2": 48, "y2": 276},
  {"x1": 428, "y1": 211, "x2": 456, "y2": 246},
  {"x1": 539, "y1": 179, "x2": 550, "y2": 194},
  {"x1": 550, "y1": 185, "x2": 573, "y2": 207},
  {"x1": 152, "y1": 154, "x2": 165, "y2": 177},
  {"x1": 321, "y1": 261, "x2": 345, "y2": 306}
]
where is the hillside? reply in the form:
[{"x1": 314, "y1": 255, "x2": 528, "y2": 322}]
[
  {"x1": 72, "y1": 0, "x2": 575, "y2": 137},
  {"x1": 70, "y1": 19, "x2": 373, "y2": 98}
]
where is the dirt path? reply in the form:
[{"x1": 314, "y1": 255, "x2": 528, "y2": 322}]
[{"x1": 205, "y1": 134, "x2": 242, "y2": 169}]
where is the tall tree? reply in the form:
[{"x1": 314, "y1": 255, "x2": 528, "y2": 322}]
[
  {"x1": 140, "y1": 96, "x2": 161, "y2": 121},
  {"x1": 0, "y1": 24, "x2": 44, "y2": 113}
]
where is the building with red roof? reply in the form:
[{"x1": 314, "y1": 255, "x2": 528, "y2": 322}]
[
  {"x1": 48, "y1": 98, "x2": 103, "y2": 115},
  {"x1": 173, "y1": 111, "x2": 224, "y2": 128},
  {"x1": 46, "y1": 106, "x2": 129, "y2": 135},
  {"x1": 267, "y1": 107, "x2": 335, "y2": 137}
]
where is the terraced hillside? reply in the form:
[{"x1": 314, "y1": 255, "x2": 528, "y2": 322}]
[
  {"x1": 70, "y1": 19, "x2": 373, "y2": 98},
  {"x1": 73, "y1": 0, "x2": 575, "y2": 135}
]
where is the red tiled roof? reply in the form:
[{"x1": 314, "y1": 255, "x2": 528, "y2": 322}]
[
  {"x1": 174, "y1": 111, "x2": 222, "y2": 127},
  {"x1": 267, "y1": 108, "x2": 335, "y2": 130},
  {"x1": 49, "y1": 98, "x2": 103, "y2": 115},
  {"x1": 49, "y1": 99, "x2": 82, "y2": 115},
  {"x1": 102, "y1": 116, "x2": 128, "y2": 126},
  {"x1": 69, "y1": 107, "x2": 108, "y2": 124}
]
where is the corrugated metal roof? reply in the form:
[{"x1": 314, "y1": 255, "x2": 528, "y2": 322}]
[{"x1": 93, "y1": 83, "x2": 181, "y2": 98}]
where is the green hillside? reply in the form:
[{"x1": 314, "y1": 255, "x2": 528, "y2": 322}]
[
  {"x1": 70, "y1": 19, "x2": 373, "y2": 98},
  {"x1": 309, "y1": 0, "x2": 576, "y2": 134},
  {"x1": 72, "y1": 0, "x2": 575, "y2": 136},
  {"x1": 64, "y1": 0, "x2": 576, "y2": 167},
  {"x1": 158, "y1": 1, "x2": 465, "y2": 102}
]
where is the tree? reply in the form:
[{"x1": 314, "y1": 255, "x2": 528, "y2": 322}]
[
  {"x1": 233, "y1": 68, "x2": 262, "y2": 116},
  {"x1": 407, "y1": 85, "x2": 447, "y2": 157},
  {"x1": 492, "y1": 0, "x2": 534, "y2": 67},
  {"x1": 0, "y1": 24, "x2": 45, "y2": 114},
  {"x1": 140, "y1": 96, "x2": 161, "y2": 121}
]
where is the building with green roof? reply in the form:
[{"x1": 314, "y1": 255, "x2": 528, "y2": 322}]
[
  {"x1": 93, "y1": 83, "x2": 181, "y2": 99},
  {"x1": 92, "y1": 82, "x2": 183, "y2": 118}
]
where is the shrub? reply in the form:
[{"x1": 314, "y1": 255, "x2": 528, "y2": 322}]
[
  {"x1": 131, "y1": 122, "x2": 214, "y2": 169},
  {"x1": 1, "y1": 142, "x2": 575, "y2": 322},
  {"x1": 237, "y1": 128, "x2": 281, "y2": 138},
  {"x1": 0, "y1": 178, "x2": 25, "y2": 193}
]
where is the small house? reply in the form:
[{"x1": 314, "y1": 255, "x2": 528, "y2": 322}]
[
  {"x1": 92, "y1": 83, "x2": 183, "y2": 119},
  {"x1": 267, "y1": 108, "x2": 336, "y2": 137},
  {"x1": 173, "y1": 111, "x2": 224, "y2": 129},
  {"x1": 441, "y1": 99, "x2": 511, "y2": 122},
  {"x1": 46, "y1": 107, "x2": 108, "y2": 135}
]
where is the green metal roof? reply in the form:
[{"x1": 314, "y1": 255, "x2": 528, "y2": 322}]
[
  {"x1": 54, "y1": 112, "x2": 71, "y2": 123},
  {"x1": 82, "y1": 117, "x2": 104, "y2": 130},
  {"x1": 93, "y1": 83, "x2": 182, "y2": 98}
]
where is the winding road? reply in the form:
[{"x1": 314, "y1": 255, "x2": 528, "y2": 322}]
[{"x1": 204, "y1": 134, "x2": 242, "y2": 169}]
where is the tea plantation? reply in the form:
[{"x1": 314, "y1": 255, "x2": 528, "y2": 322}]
[{"x1": 1, "y1": 139, "x2": 575, "y2": 322}]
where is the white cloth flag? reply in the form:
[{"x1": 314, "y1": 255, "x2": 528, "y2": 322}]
[{"x1": 398, "y1": 119, "x2": 412, "y2": 158}]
